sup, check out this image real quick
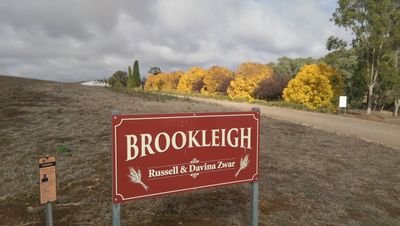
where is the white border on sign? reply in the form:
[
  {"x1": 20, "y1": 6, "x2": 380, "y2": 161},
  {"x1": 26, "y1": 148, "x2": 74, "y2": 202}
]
[{"x1": 113, "y1": 113, "x2": 260, "y2": 201}]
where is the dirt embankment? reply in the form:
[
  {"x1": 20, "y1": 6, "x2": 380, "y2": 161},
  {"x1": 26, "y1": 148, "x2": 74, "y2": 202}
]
[{"x1": 0, "y1": 75, "x2": 399, "y2": 226}]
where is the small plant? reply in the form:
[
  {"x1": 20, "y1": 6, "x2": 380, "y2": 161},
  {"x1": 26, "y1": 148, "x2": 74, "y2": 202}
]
[
  {"x1": 304, "y1": 190, "x2": 315, "y2": 199},
  {"x1": 56, "y1": 144, "x2": 71, "y2": 154}
]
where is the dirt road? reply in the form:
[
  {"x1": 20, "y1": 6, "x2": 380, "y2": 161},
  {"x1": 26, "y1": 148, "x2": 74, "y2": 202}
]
[{"x1": 189, "y1": 97, "x2": 400, "y2": 150}]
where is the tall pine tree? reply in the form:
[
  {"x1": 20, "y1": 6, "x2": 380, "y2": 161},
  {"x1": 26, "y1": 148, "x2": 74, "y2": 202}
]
[
  {"x1": 133, "y1": 60, "x2": 141, "y2": 87},
  {"x1": 127, "y1": 65, "x2": 135, "y2": 90}
]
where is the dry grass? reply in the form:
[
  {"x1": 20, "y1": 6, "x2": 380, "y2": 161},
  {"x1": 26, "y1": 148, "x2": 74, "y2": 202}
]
[
  {"x1": 344, "y1": 109, "x2": 400, "y2": 126},
  {"x1": 0, "y1": 75, "x2": 399, "y2": 225}
]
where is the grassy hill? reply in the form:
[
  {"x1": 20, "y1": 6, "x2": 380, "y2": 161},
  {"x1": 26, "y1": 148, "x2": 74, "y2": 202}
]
[{"x1": 0, "y1": 75, "x2": 399, "y2": 225}]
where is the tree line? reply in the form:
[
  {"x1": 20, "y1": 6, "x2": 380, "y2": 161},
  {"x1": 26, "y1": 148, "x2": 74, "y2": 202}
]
[
  {"x1": 108, "y1": 60, "x2": 142, "y2": 90},
  {"x1": 330, "y1": 0, "x2": 400, "y2": 115},
  {"x1": 143, "y1": 61, "x2": 344, "y2": 111},
  {"x1": 108, "y1": 0, "x2": 400, "y2": 116}
]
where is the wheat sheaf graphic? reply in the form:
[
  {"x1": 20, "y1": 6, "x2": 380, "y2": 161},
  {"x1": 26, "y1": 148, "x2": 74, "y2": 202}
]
[
  {"x1": 128, "y1": 167, "x2": 149, "y2": 191},
  {"x1": 235, "y1": 154, "x2": 250, "y2": 178}
]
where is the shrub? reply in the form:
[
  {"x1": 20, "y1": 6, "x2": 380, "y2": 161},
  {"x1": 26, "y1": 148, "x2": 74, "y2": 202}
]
[
  {"x1": 254, "y1": 73, "x2": 290, "y2": 100},
  {"x1": 177, "y1": 67, "x2": 207, "y2": 93},
  {"x1": 201, "y1": 66, "x2": 234, "y2": 95},
  {"x1": 227, "y1": 62, "x2": 273, "y2": 102},
  {"x1": 144, "y1": 71, "x2": 184, "y2": 92},
  {"x1": 56, "y1": 144, "x2": 71, "y2": 154},
  {"x1": 144, "y1": 74, "x2": 163, "y2": 91},
  {"x1": 283, "y1": 64, "x2": 343, "y2": 110},
  {"x1": 108, "y1": 70, "x2": 128, "y2": 88},
  {"x1": 163, "y1": 71, "x2": 183, "y2": 91}
]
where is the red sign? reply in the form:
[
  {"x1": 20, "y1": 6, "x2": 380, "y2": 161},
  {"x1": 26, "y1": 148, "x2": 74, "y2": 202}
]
[{"x1": 112, "y1": 111, "x2": 260, "y2": 203}]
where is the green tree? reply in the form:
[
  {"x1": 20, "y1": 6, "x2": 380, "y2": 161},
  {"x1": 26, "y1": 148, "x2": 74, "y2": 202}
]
[
  {"x1": 332, "y1": 0, "x2": 399, "y2": 114},
  {"x1": 380, "y1": 51, "x2": 400, "y2": 116},
  {"x1": 388, "y1": 4, "x2": 400, "y2": 116},
  {"x1": 374, "y1": 59, "x2": 396, "y2": 111},
  {"x1": 148, "y1": 67, "x2": 162, "y2": 75},
  {"x1": 391, "y1": 75, "x2": 400, "y2": 116},
  {"x1": 326, "y1": 36, "x2": 348, "y2": 51},
  {"x1": 108, "y1": 70, "x2": 128, "y2": 88},
  {"x1": 348, "y1": 63, "x2": 368, "y2": 108},
  {"x1": 272, "y1": 57, "x2": 319, "y2": 78},
  {"x1": 133, "y1": 60, "x2": 141, "y2": 88},
  {"x1": 127, "y1": 65, "x2": 135, "y2": 90},
  {"x1": 323, "y1": 38, "x2": 360, "y2": 107}
]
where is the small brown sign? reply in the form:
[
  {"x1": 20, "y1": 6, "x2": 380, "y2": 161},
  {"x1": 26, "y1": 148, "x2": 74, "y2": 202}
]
[{"x1": 39, "y1": 156, "x2": 57, "y2": 204}]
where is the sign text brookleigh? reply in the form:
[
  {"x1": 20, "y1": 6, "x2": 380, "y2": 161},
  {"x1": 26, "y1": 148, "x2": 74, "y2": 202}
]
[{"x1": 112, "y1": 111, "x2": 260, "y2": 203}]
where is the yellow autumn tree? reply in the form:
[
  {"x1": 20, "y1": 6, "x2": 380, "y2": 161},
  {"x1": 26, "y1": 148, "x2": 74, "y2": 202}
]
[
  {"x1": 177, "y1": 67, "x2": 207, "y2": 93},
  {"x1": 144, "y1": 74, "x2": 164, "y2": 91},
  {"x1": 227, "y1": 62, "x2": 273, "y2": 102},
  {"x1": 144, "y1": 71, "x2": 183, "y2": 92},
  {"x1": 201, "y1": 66, "x2": 234, "y2": 95},
  {"x1": 283, "y1": 63, "x2": 344, "y2": 110},
  {"x1": 162, "y1": 71, "x2": 183, "y2": 91}
]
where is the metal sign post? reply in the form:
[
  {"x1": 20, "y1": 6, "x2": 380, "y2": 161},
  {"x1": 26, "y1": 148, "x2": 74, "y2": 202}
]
[
  {"x1": 250, "y1": 107, "x2": 260, "y2": 226},
  {"x1": 112, "y1": 203, "x2": 121, "y2": 226},
  {"x1": 112, "y1": 110, "x2": 121, "y2": 226},
  {"x1": 250, "y1": 181, "x2": 259, "y2": 226},
  {"x1": 39, "y1": 156, "x2": 56, "y2": 226},
  {"x1": 112, "y1": 111, "x2": 259, "y2": 202},
  {"x1": 111, "y1": 109, "x2": 260, "y2": 224},
  {"x1": 46, "y1": 202, "x2": 53, "y2": 226}
]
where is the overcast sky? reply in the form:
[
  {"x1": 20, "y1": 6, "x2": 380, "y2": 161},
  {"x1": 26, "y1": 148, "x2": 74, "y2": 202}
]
[{"x1": 0, "y1": 0, "x2": 351, "y2": 82}]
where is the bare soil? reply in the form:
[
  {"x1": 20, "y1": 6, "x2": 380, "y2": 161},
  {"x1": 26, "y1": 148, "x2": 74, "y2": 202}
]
[{"x1": 0, "y1": 75, "x2": 399, "y2": 226}]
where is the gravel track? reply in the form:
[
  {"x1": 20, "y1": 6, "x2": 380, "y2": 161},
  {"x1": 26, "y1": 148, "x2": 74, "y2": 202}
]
[{"x1": 188, "y1": 97, "x2": 400, "y2": 150}]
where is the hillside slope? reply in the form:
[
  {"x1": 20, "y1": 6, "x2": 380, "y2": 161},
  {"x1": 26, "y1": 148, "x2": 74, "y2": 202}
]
[{"x1": 0, "y1": 75, "x2": 399, "y2": 226}]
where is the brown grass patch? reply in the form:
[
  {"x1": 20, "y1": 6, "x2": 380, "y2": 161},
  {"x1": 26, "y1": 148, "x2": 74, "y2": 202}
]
[{"x1": 0, "y1": 75, "x2": 399, "y2": 225}]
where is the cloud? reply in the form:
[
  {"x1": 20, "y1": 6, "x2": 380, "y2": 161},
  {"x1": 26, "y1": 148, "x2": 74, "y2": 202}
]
[{"x1": 0, "y1": 0, "x2": 351, "y2": 82}]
